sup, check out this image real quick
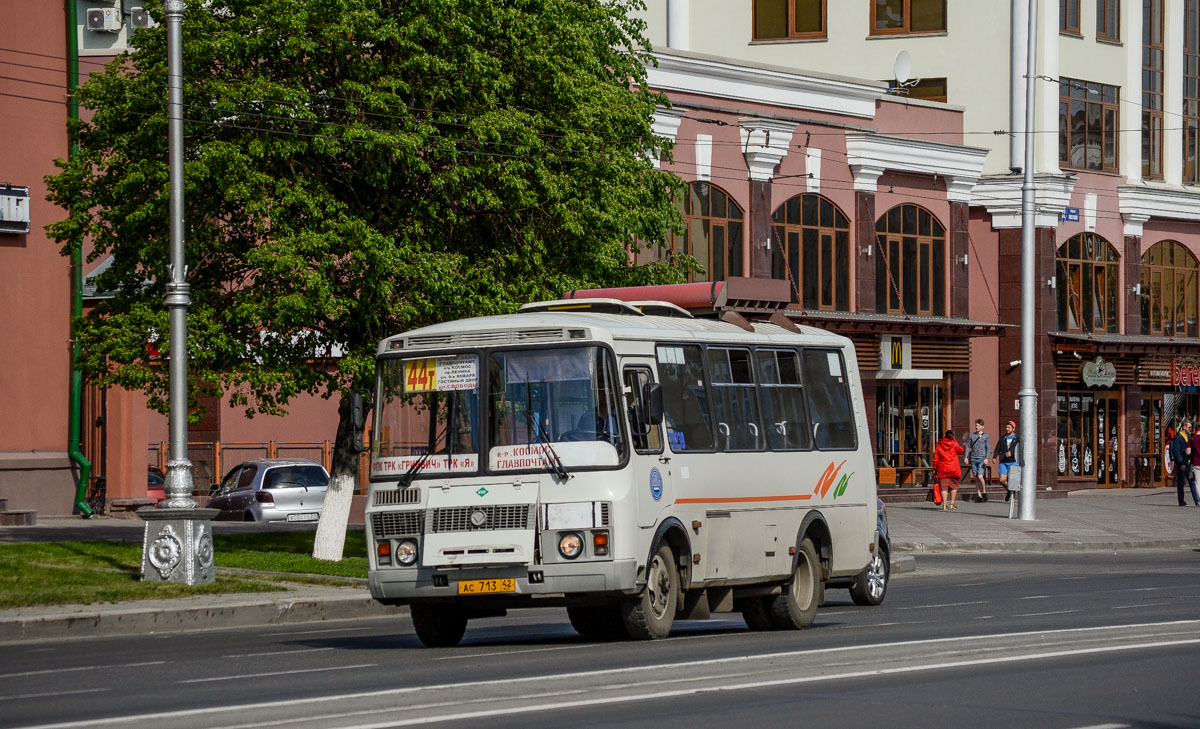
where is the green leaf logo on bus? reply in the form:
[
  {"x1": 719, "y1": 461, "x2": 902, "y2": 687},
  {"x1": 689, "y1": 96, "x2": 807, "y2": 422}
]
[{"x1": 813, "y1": 460, "x2": 852, "y2": 499}]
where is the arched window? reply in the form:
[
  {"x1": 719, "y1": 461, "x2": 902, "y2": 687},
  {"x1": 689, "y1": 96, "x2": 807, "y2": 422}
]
[
  {"x1": 875, "y1": 204, "x2": 946, "y2": 316},
  {"x1": 1141, "y1": 240, "x2": 1199, "y2": 337},
  {"x1": 1056, "y1": 232, "x2": 1120, "y2": 333},
  {"x1": 771, "y1": 194, "x2": 851, "y2": 310},
  {"x1": 669, "y1": 182, "x2": 744, "y2": 282}
]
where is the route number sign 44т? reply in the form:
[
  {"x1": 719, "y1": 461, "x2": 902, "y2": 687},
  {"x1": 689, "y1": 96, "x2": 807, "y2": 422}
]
[{"x1": 404, "y1": 356, "x2": 478, "y2": 393}]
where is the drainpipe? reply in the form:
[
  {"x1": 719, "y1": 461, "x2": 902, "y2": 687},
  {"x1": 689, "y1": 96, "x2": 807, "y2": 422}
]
[{"x1": 67, "y1": 0, "x2": 94, "y2": 519}]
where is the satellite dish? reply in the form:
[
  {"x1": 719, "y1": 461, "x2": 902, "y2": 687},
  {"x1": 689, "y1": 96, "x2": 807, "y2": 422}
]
[{"x1": 893, "y1": 50, "x2": 912, "y2": 85}]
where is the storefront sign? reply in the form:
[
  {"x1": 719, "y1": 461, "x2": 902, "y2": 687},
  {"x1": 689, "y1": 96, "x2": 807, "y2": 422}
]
[
  {"x1": 1082, "y1": 356, "x2": 1116, "y2": 388},
  {"x1": 1171, "y1": 360, "x2": 1200, "y2": 387}
]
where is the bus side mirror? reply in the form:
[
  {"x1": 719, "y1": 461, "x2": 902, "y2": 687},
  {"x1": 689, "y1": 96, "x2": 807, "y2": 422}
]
[
  {"x1": 349, "y1": 391, "x2": 371, "y2": 453},
  {"x1": 643, "y1": 382, "x2": 664, "y2": 425}
]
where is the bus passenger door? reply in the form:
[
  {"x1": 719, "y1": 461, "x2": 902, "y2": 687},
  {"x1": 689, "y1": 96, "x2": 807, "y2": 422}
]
[{"x1": 623, "y1": 365, "x2": 673, "y2": 528}]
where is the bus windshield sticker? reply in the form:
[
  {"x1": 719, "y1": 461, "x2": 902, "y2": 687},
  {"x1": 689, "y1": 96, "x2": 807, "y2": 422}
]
[
  {"x1": 371, "y1": 453, "x2": 478, "y2": 476},
  {"x1": 403, "y1": 355, "x2": 478, "y2": 393},
  {"x1": 826, "y1": 352, "x2": 841, "y2": 377}
]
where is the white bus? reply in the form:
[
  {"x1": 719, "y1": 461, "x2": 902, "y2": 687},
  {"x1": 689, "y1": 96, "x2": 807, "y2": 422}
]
[{"x1": 365, "y1": 295, "x2": 882, "y2": 647}]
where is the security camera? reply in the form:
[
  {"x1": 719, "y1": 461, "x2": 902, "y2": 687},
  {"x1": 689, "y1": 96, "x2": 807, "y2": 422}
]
[{"x1": 1009, "y1": 360, "x2": 1021, "y2": 367}]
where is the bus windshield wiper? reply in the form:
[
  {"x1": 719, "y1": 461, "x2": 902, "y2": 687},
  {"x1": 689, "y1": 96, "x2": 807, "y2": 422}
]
[
  {"x1": 399, "y1": 423, "x2": 449, "y2": 489},
  {"x1": 525, "y1": 385, "x2": 570, "y2": 481}
]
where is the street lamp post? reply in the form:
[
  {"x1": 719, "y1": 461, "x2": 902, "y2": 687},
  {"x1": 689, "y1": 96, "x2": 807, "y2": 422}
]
[
  {"x1": 138, "y1": 0, "x2": 217, "y2": 584},
  {"x1": 1017, "y1": 0, "x2": 1039, "y2": 520}
]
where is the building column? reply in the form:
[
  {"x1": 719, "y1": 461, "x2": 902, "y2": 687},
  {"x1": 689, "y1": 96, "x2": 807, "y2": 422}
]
[
  {"x1": 949, "y1": 201, "x2": 970, "y2": 318},
  {"x1": 997, "y1": 226, "x2": 1059, "y2": 488},
  {"x1": 854, "y1": 190, "x2": 877, "y2": 313},
  {"x1": 1124, "y1": 231, "x2": 1145, "y2": 485},
  {"x1": 740, "y1": 119, "x2": 795, "y2": 278}
]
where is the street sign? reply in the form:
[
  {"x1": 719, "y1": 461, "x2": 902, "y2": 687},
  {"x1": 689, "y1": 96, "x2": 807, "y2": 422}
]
[{"x1": 1061, "y1": 207, "x2": 1080, "y2": 222}]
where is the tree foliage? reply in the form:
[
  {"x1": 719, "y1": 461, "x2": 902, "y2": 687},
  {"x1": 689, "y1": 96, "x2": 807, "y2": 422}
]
[{"x1": 47, "y1": 0, "x2": 684, "y2": 426}]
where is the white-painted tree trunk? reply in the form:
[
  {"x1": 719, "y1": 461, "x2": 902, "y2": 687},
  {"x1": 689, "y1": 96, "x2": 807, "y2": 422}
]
[{"x1": 312, "y1": 470, "x2": 355, "y2": 561}]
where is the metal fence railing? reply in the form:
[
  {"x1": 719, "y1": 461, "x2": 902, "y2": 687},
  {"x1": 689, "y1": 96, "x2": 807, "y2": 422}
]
[{"x1": 148, "y1": 440, "x2": 367, "y2": 494}]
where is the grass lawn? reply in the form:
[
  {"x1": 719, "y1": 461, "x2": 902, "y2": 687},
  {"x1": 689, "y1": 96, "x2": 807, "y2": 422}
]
[{"x1": 0, "y1": 531, "x2": 369, "y2": 609}]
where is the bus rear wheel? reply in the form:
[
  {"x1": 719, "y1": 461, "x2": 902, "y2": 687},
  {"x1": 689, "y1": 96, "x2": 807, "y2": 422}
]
[
  {"x1": 621, "y1": 544, "x2": 677, "y2": 640},
  {"x1": 767, "y1": 537, "x2": 820, "y2": 630},
  {"x1": 411, "y1": 603, "x2": 468, "y2": 647}
]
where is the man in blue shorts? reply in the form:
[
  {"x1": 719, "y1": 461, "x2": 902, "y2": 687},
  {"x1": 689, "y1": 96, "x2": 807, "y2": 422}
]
[
  {"x1": 993, "y1": 420, "x2": 1021, "y2": 500},
  {"x1": 964, "y1": 419, "x2": 991, "y2": 503}
]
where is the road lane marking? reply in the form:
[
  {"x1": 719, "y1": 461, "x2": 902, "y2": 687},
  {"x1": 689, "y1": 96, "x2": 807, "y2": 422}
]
[
  {"x1": 0, "y1": 689, "x2": 106, "y2": 702},
  {"x1": 0, "y1": 661, "x2": 164, "y2": 679},
  {"x1": 176, "y1": 663, "x2": 376, "y2": 684},
  {"x1": 265, "y1": 638, "x2": 1200, "y2": 729},
  {"x1": 260, "y1": 627, "x2": 366, "y2": 637},
  {"x1": 17, "y1": 620, "x2": 1200, "y2": 729},
  {"x1": 894, "y1": 601, "x2": 987, "y2": 610},
  {"x1": 222, "y1": 647, "x2": 334, "y2": 658},
  {"x1": 1014, "y1": 610, "x2": 1079, "y2": 617}
]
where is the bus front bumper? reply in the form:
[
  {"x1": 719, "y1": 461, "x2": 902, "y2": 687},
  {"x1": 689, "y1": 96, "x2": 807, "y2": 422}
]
[{"x1": 368, "y1": 558, "x2": 638, "y2": 604}]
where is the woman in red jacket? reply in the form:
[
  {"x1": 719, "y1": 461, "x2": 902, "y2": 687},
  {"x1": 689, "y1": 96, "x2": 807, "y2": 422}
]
[{"x1": 933, "y1": 429, "x2": 965, "y2": 510}]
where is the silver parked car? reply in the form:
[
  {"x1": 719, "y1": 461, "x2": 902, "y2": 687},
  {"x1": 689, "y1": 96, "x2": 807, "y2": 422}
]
[{"x1": 208, "y1": 459, "x2": 330, "y2": 523}]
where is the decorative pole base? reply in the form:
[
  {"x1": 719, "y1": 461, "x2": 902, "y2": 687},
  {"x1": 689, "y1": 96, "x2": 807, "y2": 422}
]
[{"x1": 138, "y1": 507, "x2": 218, "y2": 584}]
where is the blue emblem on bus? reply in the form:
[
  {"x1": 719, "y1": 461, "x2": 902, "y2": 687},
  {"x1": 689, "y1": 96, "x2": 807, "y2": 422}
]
[{"x1": 650, "y1": 468, "x2": 663, "y2": 502}]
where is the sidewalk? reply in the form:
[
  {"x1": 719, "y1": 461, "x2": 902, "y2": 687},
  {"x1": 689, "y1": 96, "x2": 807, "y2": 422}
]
[
  {"x1": 886, "y1": 486, "x2": 1200, "y2": 552},
  {"x1": 1, "y1": 488, "x2": 1197, "y2": 643}
]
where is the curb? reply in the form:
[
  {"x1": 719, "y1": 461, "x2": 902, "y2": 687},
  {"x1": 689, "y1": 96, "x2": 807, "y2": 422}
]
[
  {"x1": 894, "y1": 539, "x2": 1200, "y2": 554},
  {"x1": 0, "y1": 592, "x2": 408, "y2": 644}
]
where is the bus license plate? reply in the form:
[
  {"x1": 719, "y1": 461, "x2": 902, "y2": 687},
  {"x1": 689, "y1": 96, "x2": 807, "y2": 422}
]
[
  {"x1": 457, "y1": 578, "x2": 516, "y2": 595},
  {"x1": 286, "y1": 513, "x2": 319, "y2": 523}
]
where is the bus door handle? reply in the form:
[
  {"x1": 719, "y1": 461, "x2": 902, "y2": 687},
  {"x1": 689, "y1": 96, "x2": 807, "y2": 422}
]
[{"x1": 659, "y1": 455, "x2": 671, "y2": 464}]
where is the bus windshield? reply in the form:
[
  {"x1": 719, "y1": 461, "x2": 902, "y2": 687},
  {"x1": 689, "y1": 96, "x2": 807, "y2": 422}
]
[
  {"x1": 488, "y1": 346, "x2": 625, "y2": 470},
  {"x1": 371, "y1": 354, "x2": 481, "y2": 479}
]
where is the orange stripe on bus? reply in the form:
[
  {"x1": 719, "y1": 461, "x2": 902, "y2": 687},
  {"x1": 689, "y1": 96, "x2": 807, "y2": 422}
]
[{"x1": 674, "y1": 494, "x2": 813, "y2": 504}]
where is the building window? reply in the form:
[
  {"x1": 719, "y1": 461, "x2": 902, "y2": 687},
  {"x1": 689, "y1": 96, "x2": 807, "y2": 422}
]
[
  {"x1": 886, "y1": 77, "x2": 948, "y2": 103},
  {"x1": 1141, "y1": 240, "x2": 1199, "y2": 337},
  {"x1": 1186, "y1": 0, "x2": 1200, "y2": 183},
  {"x1": 1061, "y1": 0, "x2": 1080, "y2": 33},
  {"x1": 875, "y1": 204, "x2": 946, "y2": 317},
  {"x1": 1055, "y1": 232, "x2": 1119, "y2": 334},
  {"x1": 1144, "y1": 0, "x2": 1165, "y2": 179},
  {"x1": 753, "y1": 0, "x2": 825, "y2": 39},
  {"x1": 771, "y1": 194, "x2": 850, "y2": 311},
  {"x1": 669, "y1": 182, "x2": 744, "y2": 283},
  {"x1": 1097, "y1": 0, "x2": 1119, "y2": 41},
  {"x1": 870, "y1": 0, "x2": 946, "y2": 35},
  {"x1": 1059, "y1": 78, "x2": 1120, "y2": 173}
]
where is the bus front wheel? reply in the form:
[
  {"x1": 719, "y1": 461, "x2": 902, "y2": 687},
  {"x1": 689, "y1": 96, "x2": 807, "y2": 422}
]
[
  {"x1": 411, "y1": 603, "x2": 468, "y2": 648},
  {"x1": 621, "y1": 544, "x2": 678, "y2": 640},
  {"x1": 768, "y1": 537, "x2": 820, "y2": 629}
]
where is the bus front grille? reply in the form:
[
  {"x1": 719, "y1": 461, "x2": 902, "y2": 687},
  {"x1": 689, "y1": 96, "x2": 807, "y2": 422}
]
[
  {"x1": 373, "y1": 488, "x2": 421, "y2": 507},
  {"x1": 372, "y1": 510, "x2": 425, "y2": 538},
  {"x1": 431, "y1": 505, "x2": 530, "y2": 533}
]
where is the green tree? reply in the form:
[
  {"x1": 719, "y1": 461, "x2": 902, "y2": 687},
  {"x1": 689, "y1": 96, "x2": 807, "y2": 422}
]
[{"x1": 46, "y1": 0, "x2": 686, "y2": 559}]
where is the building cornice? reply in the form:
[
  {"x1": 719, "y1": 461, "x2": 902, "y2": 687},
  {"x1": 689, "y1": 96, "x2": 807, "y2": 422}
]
[
  {"x1": 1118, "y1": 183, "x2": 1200, "y2": 236},
  {"x1": 972, "y1": 173, "x2": 1076, "y2": 228},
  {"x1": 739, "y1": 118, "x2": 795, "y2": 182},
  {"x1": 648, "y1": 51, "x2": 885, "y2": 119},
  {"x1": 844, "y1": 132, "x2": 989, "y2": 202}
]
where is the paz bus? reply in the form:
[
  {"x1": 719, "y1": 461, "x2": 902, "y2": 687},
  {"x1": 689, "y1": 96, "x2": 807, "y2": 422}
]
[{"x1": 364, "y1": 286, "x2": 883, "y2": 647}]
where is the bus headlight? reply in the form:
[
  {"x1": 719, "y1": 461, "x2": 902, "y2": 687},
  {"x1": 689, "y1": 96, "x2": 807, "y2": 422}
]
[
  {"x1": 396, "y1": 540, "x2": 418, "y2": 566},
  {"x1": 557, "y1": 532, "x2": 584, "y2": 560}
]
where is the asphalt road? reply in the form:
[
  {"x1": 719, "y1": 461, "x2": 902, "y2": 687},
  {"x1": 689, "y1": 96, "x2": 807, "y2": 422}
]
[{"x1": 3, "y1": 549, "x2": 1199, "y2": 729}]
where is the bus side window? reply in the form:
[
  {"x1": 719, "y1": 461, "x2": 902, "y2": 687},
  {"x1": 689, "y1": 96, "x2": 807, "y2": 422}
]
[
  {"x1": 622, "y1": 367, "x2": 662, "y2": 453},
  {"x1": 756, "y1": 348, "x2": 812, "y2": 450},
  {"x1": 706, "y1": 347, "x2": 762, "y2": 451},
  {"x1": 656, "y1": 344, "x2": 715, "y2": 452},
  {"x1": 801, "y1": 349, "x2": 858, "y2": 450}
]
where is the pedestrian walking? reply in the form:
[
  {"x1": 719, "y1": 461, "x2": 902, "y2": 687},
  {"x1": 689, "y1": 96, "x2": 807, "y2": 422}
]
[
  {"x1": 964, "y1": 418, "x2": 991, "y2": 503},
  {"x1": 1171, "y1": 419, "x2": 1200, "y2": 506},
  {"x1": 934, "y1": 429, "x2": 964, "y2": 510},
  {"x1": 993, "y1": 420, "x2": 1021, "y2": 500}
]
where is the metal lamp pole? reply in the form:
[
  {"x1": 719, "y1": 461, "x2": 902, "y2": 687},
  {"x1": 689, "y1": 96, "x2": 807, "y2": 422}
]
[
  {"x1": 138, "y1": 0, "x2": 217, "y2": 584},
  {"x1": 162, "y1": 0, "x2": 194, "y2": 510},
  {"x1": 1018, "y1": 0, "x2": 1039, "y2": 520}
]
